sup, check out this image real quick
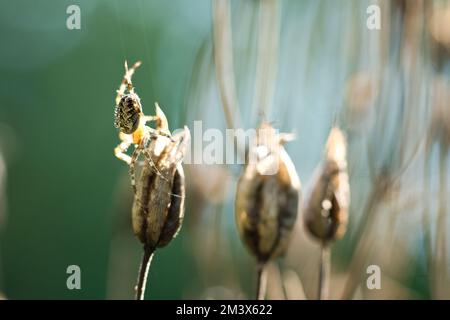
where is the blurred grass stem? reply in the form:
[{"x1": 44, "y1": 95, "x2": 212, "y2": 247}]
[
  {"x1": 253, "y1": 0, "x2": 279, "y2": 122},
  {"x1": 435, "y1": 146, "x2": 448, "y2": 297},
  {"x1": 212, "y1": 0, "x2": 246, "y2": 162}
]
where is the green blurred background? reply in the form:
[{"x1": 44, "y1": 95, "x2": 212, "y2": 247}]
[
  {"x1": 0, "y1": 0, "x2": 448, "y2": 300},
  {"x1": 0, "y1": 0, "x2": 213, "y2": 299}
]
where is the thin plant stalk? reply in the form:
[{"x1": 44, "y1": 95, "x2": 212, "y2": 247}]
[
  {"x1": 256, "y1": 262, "x2": 268, "y2": 300},
  {"x1": 341, "y1": 182, "x2": 383, "y2": 299},
  {"x1": 252, "y1": 0, "x2": 279, "y2": 122},
  {"x1": 212, "y1": 0, "x2": 246, "y2": 163},
  {"x1": 275, "y1": 262, "x2": 288, "y2": 300},
  {"x1": 422, "y1": 144, "x2": 433, "y2": 293},
  {"x1": 135, "y1": 245, "x2": 155, "y2": 300},
  {"x1": 435, "y1": 146, "x2": 448, "y2": 298},
  {"x1": 212, "y1": 0, "x2": 240, "y2": 131},
  {"x1": 318, "y1": 244, "x2": 330, "y2": 300}
]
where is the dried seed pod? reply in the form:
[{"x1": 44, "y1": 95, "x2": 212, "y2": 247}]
[
  {"x1": 235, "y1": 123, "x2": 301, "y2": 263},
  {"x1": 304, "y1": 127, "x2": 350, "y2": 243},
  {"x1": 132, "y1": 125, "x2": 190, "y2": 249},
  {"x1": 344, "y1": 72, "x2": 378, "y2": 127},
  {"x1": 429, "y1": 76, "x2": 450, "y2": 150},
  {"x1": 429, "y1": 6, "x2": 450, "y2": 49}
]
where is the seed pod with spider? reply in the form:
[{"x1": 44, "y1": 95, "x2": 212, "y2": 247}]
[
  {"x1": 235, "y1": 122, "x2": 301, "y2": 299},
  {"x1": 131, "y1": 122, "x2": 190, "y2": 300},
  {"x1": 303, "y1": 126, "x2": 350, "y2": 300},
  {"x1": 113, "y1": 61, "x2": 190, "y2": 300},
  {"x1": 131, "y1": 123, "x2": 190, "y2": 250}
]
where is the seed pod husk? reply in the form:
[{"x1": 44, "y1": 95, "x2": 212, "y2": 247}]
[
  {"x1": 132, "y1": 125, "x2": 190, "y2": 249},
  {"x1": 304, "y1": 127, "x2": 350, "y2": 243},
  {"x1": 429, "y1": 77, "x2": 450, "y2": 150},
  {"x1": 235, "y1": 123, "x2": 301, "y2": 263}
]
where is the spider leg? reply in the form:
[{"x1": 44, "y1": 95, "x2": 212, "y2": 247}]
[
  {"x1": 141, "y1": 113, "x2": 172, "y2": 139},
  {"x1": 142, "y1": 115, "x2": 158, "y2": 122},
  {"x1": 143, "y1": 148, "x2": 170, "y2": 182},
  {"x1": 129, "y1": 147, "x2": 142, "y2": 194},
  {"x1": 140, "y1": 103, "x2": 174, "y2": 140},
  {"x1": 115, "y1": 60, "x2": 142, "y2": 105},
  {"x1": 114, "y1": 133, "x2": 133, "y2": 165},
  {"x1": 171, "y1": 126, "x2": 191, "y2": 163},
  {"x1": 141, "y1": 123, "x2": 174, "y2": 143}
]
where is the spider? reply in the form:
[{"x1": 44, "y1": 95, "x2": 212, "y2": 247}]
[{"x1": 114, "y1": 61, "x2": 178, "y2": 192}]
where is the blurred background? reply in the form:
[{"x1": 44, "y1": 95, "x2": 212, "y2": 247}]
[{"x1": 0, "y1": 0, "x2": 449, "y2": 299}]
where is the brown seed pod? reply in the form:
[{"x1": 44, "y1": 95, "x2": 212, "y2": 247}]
[
  {"x1": 429, "y1": 6, "x2": 450, "y2": 49},
  {"x1": 429, "y1": 76, "x2": 450, "y2": 150},
  {"x1": 304, "y1": 127, "x2": 350, "y2": 243},
  {"x1": 235, "y1": 123, "x2": 301, "y2": 263},
  {"x1": 132, "y1": 125, "x2": 190, "y2": 249}
]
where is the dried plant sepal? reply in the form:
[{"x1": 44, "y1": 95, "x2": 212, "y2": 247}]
[{"x1": 157, "y1": 163, "x2": 185, "y2": 247}]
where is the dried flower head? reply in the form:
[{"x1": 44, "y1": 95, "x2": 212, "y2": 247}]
[
  {"x1": 304, "y1": 127, "x2": 350, "y2": 243},
  {"x1": 132, "y1": 122, "x2": 191, "y2": 249},
  {"x1": 429, "y1": 76, "x2": 450, "y2": 151},
  {"x1": 235, "y1": 123, "x2": 301, "y2": 263},
  {"x1": 429, "y1": 6, "x2": 450, "y2": 49}
]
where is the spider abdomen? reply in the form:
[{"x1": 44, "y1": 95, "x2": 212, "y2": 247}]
[{"x1": 114, "y1": 93, "x2": 142, "y2": 134}]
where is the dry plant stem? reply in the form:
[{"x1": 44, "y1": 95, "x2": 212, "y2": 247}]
[
  {"x1": 422, "y1": 148, "x2": 433, "y2": 292},
  {"x1": 341, "y1": 182, "x2": 384, "y2": 299},
  {"x1": 253, "y1": 0, "x2": 279, "y2": 121},
  {"x1": 135, "y1": 245, "x2": 155, "y2": 300},
  {"x1": 277, "y1": 262, "x2": 289, "y2": 300},
  {"x1": 318, "y1": 244, "x2": 330, "y2": 300},
  {"x1": 435, "y1": 146, "x2": 448, "y2": 298},
  {"x1": 212, "y1": 0, "x2": 245, "y2": 162},
  {"x1": 256, "y1": 262, "x2": 268, "y2": 300},
  {"x1": 212, "y1": 0, "x2": 240, "y2": 131}
]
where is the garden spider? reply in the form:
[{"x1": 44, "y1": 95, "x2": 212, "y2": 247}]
[{"x1": 114, "y1": 61, "x2": 177, "y2": 192}]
